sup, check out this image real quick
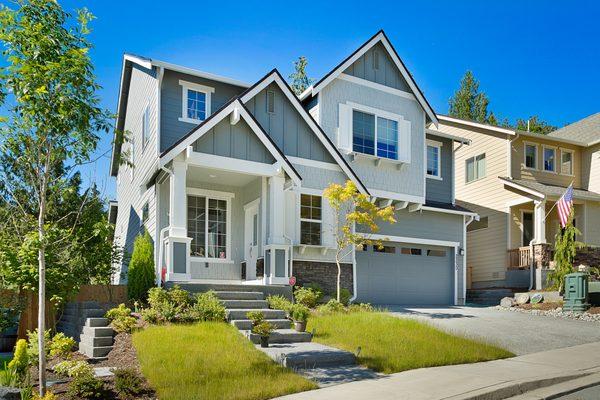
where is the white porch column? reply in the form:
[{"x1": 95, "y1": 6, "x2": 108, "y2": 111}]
[
  {"x1": 534, "y1": 199, "x2": 547, "y2": 244},
  {"x1": 165, "y1": 159, "x2": 191, "y2": 281},
  {"x1": 268, "y1": 173, "x2": 286, "y2": 245}
]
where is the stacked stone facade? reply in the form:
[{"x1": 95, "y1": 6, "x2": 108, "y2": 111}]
[{"x1": 292, "y1": 261, "x2": 353, "y2": 296}]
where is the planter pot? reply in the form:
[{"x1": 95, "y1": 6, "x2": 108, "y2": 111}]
[
  {"x1": 260, "y1": 336, "x2": 269, "y2": 348},
  {"x1": 0, "y1": 334, "x2": 17, "y2": 353},
  {"x1": 294, "y1": 321, "x2": 307, "y2": 332}
]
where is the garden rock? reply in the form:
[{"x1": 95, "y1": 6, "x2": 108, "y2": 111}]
[
  {"x1": 0, "y1": 387, "x2": 21, "y2": 400},
  {"x1": 531, "y1": 293, "x2": 544, "y2": 304},
  {"x1": 515, "y1": 293, "x2": 530, "y2": 305},
  {"x1": 500, "y1": 297, "x2": 515, "y2": 308}
]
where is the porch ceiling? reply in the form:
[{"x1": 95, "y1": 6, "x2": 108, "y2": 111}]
[
  {"x1": 500, "y1": 177, "x2": 600, "y2": 202},
  {"x1": 187, "y1": 165, "x2": 259, "y2": 187}
]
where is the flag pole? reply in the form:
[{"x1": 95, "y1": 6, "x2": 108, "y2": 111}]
[{"x1": 544, "y1": 180, "x2": 574, "y2": 220}]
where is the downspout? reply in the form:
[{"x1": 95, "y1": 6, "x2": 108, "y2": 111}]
[{"x1": 528, "y1": 238, "x2": 536, "y2": 291}]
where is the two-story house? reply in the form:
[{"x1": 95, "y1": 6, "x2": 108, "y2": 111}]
[
  {"x1": 109, "y1": 31, "x2": 477, "y2": 305},
  {"x1": 433, "y1": 113, "x2": 600, "y2": 290}
]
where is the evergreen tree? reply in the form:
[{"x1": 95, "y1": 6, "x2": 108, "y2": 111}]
[
  {"x1": 288, "y1": 56, "x2": 314, "y2": 96},
  {"x1": 548, "y1": 210, "x2": 581, "y2": 293},
  {"x1": 515, "y1": 115, "x2": 556, "y2": 135},
  {"x1": 127, "y1": 232, "x2": 155, "y2": 302},
  {"x1": 448, "y1": 71, "x2": 492, "y2": 124}
]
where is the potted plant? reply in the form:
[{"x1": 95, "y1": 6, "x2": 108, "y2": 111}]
[
  {"x1": 252, "y1": 321, "x2": 274, "y2": 348},
  {"x1": 291, "y1": 304, "x2": 310, "y2": 332}
]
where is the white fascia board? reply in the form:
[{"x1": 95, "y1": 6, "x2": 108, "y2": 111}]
[
  {"x1": 239, "y1": 71, "x2": 369, "y2": 195},
  {"x1": 425, "y1": 128, "x2": 471, "y2": 145},
  {"x1": 421, "y1": 205, "x2": 478, "y2": 217},
  {"x1": 287, "y1": 156, "x2": 342, "y2": 172},
  {"x1": 437, "y1": 115, "x2": 516, "y2": 135},
  {"x1": 500, "y1": 178, "x2": 546, "y2": 199},
  {"x1": 368, "y1": 188, "x2": 424, "y2": 204},
  {"x1": 357, "y1": 232, "x2": 459, "y2": 248},
  {"x1": 186, "y1": 150, "x2": 279, "y2": 177},
  {"x1": 151, "y1": 59, "x2": 250, "y2": 88},
  {"x1": 123, "y1": 53, "x2": 153, "y2": 70},
  {"x1": 517, "y1": 130, "x2": 587, "y2": 147},
  {"x1": 338, "y1": 73, "x2": 417, "y2": 101},
  {"x1": 298, "y1": 86, "x2": 313, "y2": 101}
]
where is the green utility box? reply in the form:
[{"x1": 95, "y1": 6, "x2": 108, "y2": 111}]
[{"x1": 563, "y1": 272, "x2": 590, "y2": 312}]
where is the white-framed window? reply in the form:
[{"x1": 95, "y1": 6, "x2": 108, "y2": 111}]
[
  {"x1": 426, "y1": 139, "x2": 442, "y2": 179},
  {"x1": 524, "y1": 143, "x2": 538, "y2": 169},
  {"x1": 300, "y1": 194, "x2": 322, "y2": 245},
  {"x1": 543, "y1": 146, "x2": 556, "y2": 172},
  {"x1": 142, "y1": 104, "x2": 150, "y2": 149},
  {"x1": 178, "y1": 80, "x2": 214, "y2": 124},
  {"x1": 465, "y1": 153, "x2": 486, "y2": 183},
  {"x1": 266, "y1": 90, "x2": 275, "y2": 114},
  {"x1": 561, "y1": 149, "x2": 574, "y2": 175},
  {"x1": 187, "y1": 190, "x2": 232, "y2": 260}
]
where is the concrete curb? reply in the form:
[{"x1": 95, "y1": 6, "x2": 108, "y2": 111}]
[{"x1": 507, "y1": 372, "x2": 600, "y2": 399}]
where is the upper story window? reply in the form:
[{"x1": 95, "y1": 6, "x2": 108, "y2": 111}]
[
  {"x1": 187, "y1": 194, "x2": 229, "y2": 259},
  {"x1": 466, "y1": 153, "x2": 486, "y2": 183},
  {"x1": 300, "y1": 194, "x2": 322, "y2": 245},
  {"x1": 179, "y1": 80, "x2": 214, "y2": 124},
  {"x1": 426, "y1": 139, "x2": 442, "y2": 179},
  {"x1": 561, "y1": 149, "x2": 573, "y2": 175},
  {"x1": 142, "y1": 104, "x2": 150, "y2": 149},
  {"x1": 543, "y1": 146, "x2": 556, "y2": 172},
  {"x1": 524, "y1": 143, "x2": 537, "y2": 169},
  {"x1": 352, "y1": 110, "x2": 399, "y2": 160}
]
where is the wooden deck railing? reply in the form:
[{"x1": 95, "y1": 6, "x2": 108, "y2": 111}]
[{"x1": 507, "y1": 246, "x2": 532, "y2": 269}]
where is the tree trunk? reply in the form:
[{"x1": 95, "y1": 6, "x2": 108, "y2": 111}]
[
  {"x1": 335, "y1": 255, "x2": 341, "y2": 303},
  {"x1": 38, "y1": 156, "x2": 49, "y2": 396}
]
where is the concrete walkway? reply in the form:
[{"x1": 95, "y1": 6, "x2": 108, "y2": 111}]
[{"x1": 276, "y1": 341, "x2": 600, "y2": 400}]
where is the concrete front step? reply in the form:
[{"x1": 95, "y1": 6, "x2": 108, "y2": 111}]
[
  {"x1": 215, "y1": 291, "x2": 264, "y2": 300},
  {"x1": 246, "y1": 329, "x2": 312, "y2": 344},
  {"x1": 222, "y1": 300, "x2": 269, "y2": 309},
  {"x1": 78, "y1": 342, "x2": 113, "y2": 359},
  {"x1": 64, "y1": 301, "x2": 101, "y2": 310},
  {"x1": 62, "y1": 308, "x2": 105, "y2": 319},
  {"x1": 85, "y1": 318, "x2": 109, "y2": 327},
  {"x1": 259, "y1": 342, "x2": 356, "y2": 369},
  {"x1": 227, "y1": 309, "x2": 287, "y2": 320},
  {"x1": 79, "y1": 335, "x2": 114, "y2": 348},
  {"x1": 231, "y1": 319, "x2": 292, "y2": 330},
  {"x1": 82, "y1": 326, "x2": 113, "y2": 338}
]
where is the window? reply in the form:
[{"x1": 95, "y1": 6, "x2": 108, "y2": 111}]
[
  {"x1": 374, "y1": 245, "x2": 395, "y2": 254},
  {"x1": 179, "y1": 80, "x2": 214, "y2": 124},
  {"x1": 427, "y1": 140, "x2": 442, "y2": 178},
  {"x1": 187, "y1": 195, "x2": 228, "y2": 259},
  {"x1": 352, "y1": 110, "x2": 399, "y2": 160},
  {"x1": 300, "y1": 194, "x2": 322, "y2": 245},
  {"x1": 466, "y1": 153, "x2": 486, "y2": 183},
  {"x1": 467, "y1": 216, "x2": 488, "y2": 232},
  {"x1": 543, "y1": 147, "x2": 556, "y2": 172},
  {"x1": 561, "y1": 149, "x2": 573, "y2": 175},
  {"x1": 401, "y1": 247, "x2": 422, "y2": 255},
  {"x1": 266, "y1": 90, "x2": 275, "y2": 114},
  {"x1": 427, "y1": 249, "x2": 446, "y2": 257},
  {"x1": 356, "y1": 244, "x2": 367, "y2": 251},
  {"x1": 524, "y1": 143, "x2": 537, "y2": 169},
  {"x1": 141, "y1": 202, "x2": 149, "y2": 223},
  {"x1": 142, "y1": 104, "x2": 150, "y2": 148},
  {"x1": 373, "y1": 50, "x2": 380, "y2": 70}
]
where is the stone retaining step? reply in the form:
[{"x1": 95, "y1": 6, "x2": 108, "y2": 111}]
[
  {"x1": 85, "y1": 318, "x2": 109, "y2": 327},
  {"x1": 78, "y1": 343, "x2": 112, "y2": 359},
  {"x1": 215, "y1": 291, "x2": 264, "y2": 300},
  {"x1": 62, "y1": 308, "x2": 105, "y2": 319},
  {"x1": 258, "y1": 342, "x2": 356, "y2": 369},
  {"x1": 79, "y1": 335, "x2": 114, "y2": 348},
  {"x1": 82, "y1": 326, "x2": 113, "y2": 338},
  {"x1": 246, "y1": 329, "x2": 312, "y2": 344},
  {"x1": 230, "y1": 319, "x2": 292, "y2": 330},
  {"x1": 227, "y1": 308, "x2": 286, "y2": 320},
  {"x1": 222, "y1": 300, "x2": 269, "y2": 309}
]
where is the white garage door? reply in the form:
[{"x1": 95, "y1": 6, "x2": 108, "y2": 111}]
[{"x1": 356, "y1": 242, "x2": 455, "y2": 305}]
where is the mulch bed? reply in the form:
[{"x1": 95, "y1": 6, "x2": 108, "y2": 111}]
[{"x1": 517, "y1": 302, "x2": 563, "y2": 311}]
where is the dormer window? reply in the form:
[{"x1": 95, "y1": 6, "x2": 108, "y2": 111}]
[{"x1": 179, "y1": 80, "x2": 214, "y2": 124}]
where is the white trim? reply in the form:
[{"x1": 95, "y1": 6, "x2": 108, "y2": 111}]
[
  {"x1": 465, "y1": 153, "x2": 487, "y2": 183},
  {"x1": 346, "y1": 101, "x2": 404, "y2": 122},
  {"x1": 149, "y1": 57, "x2": 250, "y2": 88},
  {"x1": 560, "y1": 147, "x2": 574, "y2": 176},
  {"x1": 426, "y1": 139, "x2": 442, "y2": 180},
  {"x1": 299, "y1": 193, "x2": 323, "y2": 246},
  {"x1": 287, "y1": 156, "x2": 342, "y2": 172},
  {"x1": 296, "y1": 187, "x2": 323, "y2": 196},
  {"x1": 542, "y1": 145, "x2": 557, "y2": 173},
  {"x1": 425, "y1": 128, "x2": 471, "y2": 145},
  {"x1": 338, "y1": 73, "x2": 417, "y2": 101},
  {"x1": 187, "y1": 150, "x2": 280, "y2": 177},
  {"x1": 156, "y1": 66, "x2": 164, "y2": 157},
  {"x1": 357, "y1": 233, "x2": 460, "y2": 249},
  {"x1": 367, "y1": 188, "x2": 424, "y2": 204},
  {"x1": 501, "y1": 178, "x2": 546, "y2": 199},
  {"x1": 421, "y1": 205, "x2": 478, "y2": 217},
  {"x1": 142, "y1": 102, "x2": 151, "y2": 150},
  {"x1": 437, "y1": 114, "x2": 515, "y2": 135},
  {"x1": 519, "y1": 130, "x2": 587, "y2": 146},
  {"x1": 178, "y1": 80, "x2": 214, "y2": 125},
  {"x1": 186, "y1": 187, "x2": 235, "y2": 199},
  {"x1": 523, "y1": 141, "x2": 539, "y2": 170},
  {"x1": 243, "y1": 197, "x2": 261, "y2": 211}
]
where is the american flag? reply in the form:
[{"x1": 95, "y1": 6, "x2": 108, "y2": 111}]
[{"x1": 557, "y1": 184, "x2": 574, "y2": 228}]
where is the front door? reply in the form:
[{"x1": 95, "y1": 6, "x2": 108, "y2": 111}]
[
  {"x1": 244, "y1": 200, "x2": 259, "y2": 281},
  {"x1": 522, "y1": 211, "x2": 534, "y2": 245}
]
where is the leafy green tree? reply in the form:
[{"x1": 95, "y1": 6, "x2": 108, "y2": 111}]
[
  {"x1": 0, "y1": 1, "x2": 111, "y2": 393},
  {"x1": 515, "y1": 115, "x2": 556, "y2": 135},
  {"x1": 548, "y1": 211, "x2": 582, "y2": 293},
  {"x1": 323, "y1": 181, "x2": 396, "y2": 302},
  {"x1": 288, "y1": 56, "x2": 314, "y2": 96},
  {"x1": 127, "y1": 232, "x2": 155, "y2": 302},
  {"x1": 448, "y1": 71, "x2": 492, "y2": 124}
]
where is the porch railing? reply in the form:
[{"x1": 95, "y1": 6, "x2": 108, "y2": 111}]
[{"x1": 507, "y1": 246, "x2": 532, "y2": 269}]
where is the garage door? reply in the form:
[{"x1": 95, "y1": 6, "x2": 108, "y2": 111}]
[{"x1": 356, "y1": 242, "x2": 455, "y2": 305}]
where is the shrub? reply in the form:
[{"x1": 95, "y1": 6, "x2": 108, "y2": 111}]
[
  {"x1": 140, "y1": 307, "x2": 160, "y2": 324},
  {"x1": 147, "y1": 287, "x2": 169, "y2": 309},
  {"x1": 67, "y1": 374, "x2": 106, "y2": 399},
  {"x1": 305, "y1": 283, "x2": 324, "y2": 301},
  {"x1": 290, "y1": 304, "x2": 310, "y2": 322},
  {"x1": 49, "y1": 332, "x2": 76, "y2": 358},
  {"x1": 339, "y1": 288, "x2": 352, "y2": 306},
  {"x1": 156, "y1": 300, "x2": 178, "y2": 322},
  {"x1": 266, "y1": 295, "x2": 293, "y2": 312},
  {"x1": 348, "y1": 303, "x2": 375, "y2": 313},
  {"x1": 252, "y1": 321, "x2": 274, "y2": 337},
  {"x1": 113, "y1": 368, "x2": 144, "y2": 399},
  {"x1": 0, "y1": 364, "x2": 19, "y2": 387},
  {"x1": 26, "y1": 329, "x2": 51, "y2": 362},
  {"x1": 169, "y1": 285, "x2": 192, "y2": 310},
  {"x1": 246, "y1": 311, "x2": 265, "y2": 327},
  {"x1": 127, "y1": 232, "x2": 156, "y2": 302},
  {"x1": 112, "y1": 316, "x2": 138, "y2": 333},
  {"x1": 294, "y1": 286, "x2": 320, "y2": 308},
  {"x1": 317, "y1": 299, "x2": 346, "y2": 314},
  {"x1": 193, "y1": 291, "x2": 226, "y2": 322},
  {"x1": 8, "y1": 339, "x2": 29, "y2": 377},
  {"x1": 105, "y1": 304, "x2": 132, "y2": 321},
  {"x1": 33, "y1": 391, "x2": 59, "y2": 400},
  {"x1": 54, "y1": 360, "x2": 94, "y2": 379}
]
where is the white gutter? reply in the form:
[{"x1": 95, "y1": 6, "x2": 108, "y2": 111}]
[{"x1": 507, "y1": 132, "x2": 520, "y2": 179}]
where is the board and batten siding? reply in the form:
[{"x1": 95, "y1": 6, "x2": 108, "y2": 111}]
[
  {"x1": 160, "y1": 69, "x2": 246, "y2": 152},
  {"x1": 113, "y1": 64, "x2": 159, "y2": 283},
  {"x1": 425, "y1": 134, "x2": 453, "y2": 204},
  {"x1": 319, "y1": 78, "x2": 425, "y2": 198}
]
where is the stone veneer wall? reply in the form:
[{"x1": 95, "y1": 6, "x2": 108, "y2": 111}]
[{"x1": 292, "y1": 261, "x2": 353, "y2": 296}]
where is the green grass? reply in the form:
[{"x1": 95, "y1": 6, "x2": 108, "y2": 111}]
[
  {"x1": 308, "y1": 312, "x2": 514, "y2": 374},
  {"x1": 133, "y1": 323, "x2": 317, "y2": 400}
]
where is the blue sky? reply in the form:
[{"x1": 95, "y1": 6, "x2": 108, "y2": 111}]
[{"x1": 56, "y1": 0, "x2": 600, "y2": 200}]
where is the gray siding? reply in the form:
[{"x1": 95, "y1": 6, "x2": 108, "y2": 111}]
[
  {"x1": 344, "y1": 42, "x2": 410, "y2": 92},
  {"x1": 192, "y1": 117, "x2": 275, "y2": 164},
  {"x1": 425, "y1": 135, "x2": 453, "y2": 204},
  {"x1": 160, "y1": 70, "x2": 246, "y2": 152},
  {"x1": 292, "y1": 164, "x2": 347, "y2": 190},
  {"x1": 245, "y1": 83, "x2": 335, "y2": 163}
]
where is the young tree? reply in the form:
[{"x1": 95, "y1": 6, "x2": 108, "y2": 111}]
[
  {"x1": 448, "y1": 70, "x2": 492, "y2": 124},
  {"x1": 288, "y1": 56, "x2": 315, "y2": 96},
  {"x1": 548, "y1": 211, "x2": 582, "y2": 293},
  {"x1": 0, "y1": 1, "x2": 110, "y2": 394},
  {"x1": 127, "y1": 232, "x2": 155, "y2": 302},
  {"x1": 323, "y1": 181, "x2": 396, "y2": 302}
]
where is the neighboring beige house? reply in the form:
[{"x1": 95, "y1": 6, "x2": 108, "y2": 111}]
[{"x1": 429, "y1": 113, "x2": 600, "y2": 289}]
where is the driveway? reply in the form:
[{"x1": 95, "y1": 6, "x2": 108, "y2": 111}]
[{"x1": 386, "y1": 305, "x2": 600, "y2": 355}]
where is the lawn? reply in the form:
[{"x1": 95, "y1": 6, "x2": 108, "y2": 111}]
[
  {"x1": 308, "y1": 312, "x2": 514, "y2": 374},
  {"x1": 133, "y1": 322, "x2": 317, "y2": 400}
]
